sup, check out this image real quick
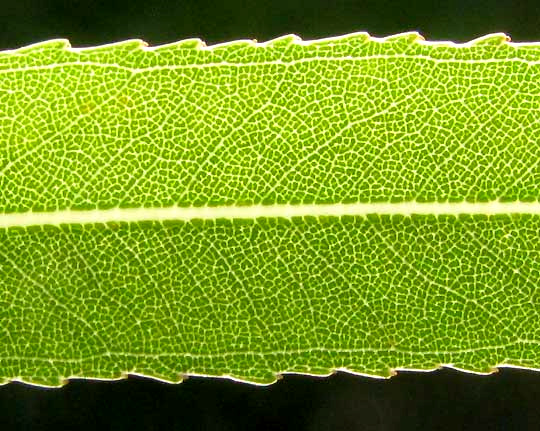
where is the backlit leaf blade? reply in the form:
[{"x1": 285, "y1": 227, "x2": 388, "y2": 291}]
[{"x1": 1, "y1": 32, "x2": 540, "y2": 385}]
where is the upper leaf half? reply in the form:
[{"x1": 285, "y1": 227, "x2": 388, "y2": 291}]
[{"x1": 0, "y1": 32, "x2": 536, "y2": 212}]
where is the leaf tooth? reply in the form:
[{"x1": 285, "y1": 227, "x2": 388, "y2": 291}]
[
  {"x1": 379, "y1": 31, "x2": 425, "y2": 45},
  {"x1": 9, "y1": 38, "x2": 71, "y2": 54},
  {"x1": 469, "y1": 32, "x2": 511, "y2": 46},
  {"x1": 156, "y1": 38, "x2": 207, "y2": 50},
  {"x1": 264, "y1": 34, "x2": 302, "y2": 47},
  {"x1": 70, "y1": 39, "x2": 149, "y2": 54}
]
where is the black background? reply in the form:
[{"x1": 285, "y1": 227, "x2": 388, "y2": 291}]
[{"x1": 2, "y1": 1, "x2": 540, "y2": 430}]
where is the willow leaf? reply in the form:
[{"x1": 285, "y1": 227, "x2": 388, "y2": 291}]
[{"x1": 1, "y1": 32, "x2": 540, "y2": 386}]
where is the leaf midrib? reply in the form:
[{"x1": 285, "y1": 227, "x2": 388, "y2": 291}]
[{"x1": 2, "y1": 201, "x2": 539, "y2": 228}]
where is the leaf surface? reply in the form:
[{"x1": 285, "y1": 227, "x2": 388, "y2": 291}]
[{"x1": 1, "y1": 32, "x2": 540, "y2": 385}]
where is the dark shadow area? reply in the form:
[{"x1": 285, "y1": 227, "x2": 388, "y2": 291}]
[
  {"x1": 2, "y1": 0, "x2": 540, "y2": 50},
  {"x1": 2, "y1": 368, "x2": 540, "y2": 430}
]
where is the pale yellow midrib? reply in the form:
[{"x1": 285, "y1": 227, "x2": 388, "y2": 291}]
[{"x1": 0, "y1": 201, "x2": 538, "y2": 227}]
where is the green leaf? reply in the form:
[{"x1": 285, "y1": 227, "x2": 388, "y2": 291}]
[{"x1": 1, "y1": 32, "x2": 540, "y2": 386}]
